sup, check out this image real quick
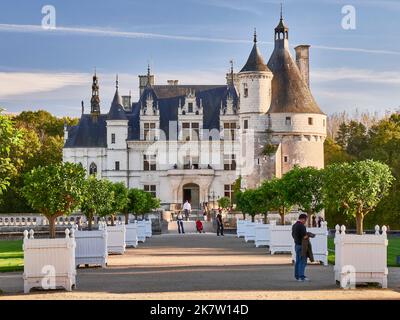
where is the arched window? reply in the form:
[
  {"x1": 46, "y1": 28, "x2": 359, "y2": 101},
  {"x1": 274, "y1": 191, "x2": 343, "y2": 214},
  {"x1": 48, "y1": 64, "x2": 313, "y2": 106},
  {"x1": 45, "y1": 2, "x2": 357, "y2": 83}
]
[{"x1": 89, "y1": 162, "x2": 97, "y2": 175}]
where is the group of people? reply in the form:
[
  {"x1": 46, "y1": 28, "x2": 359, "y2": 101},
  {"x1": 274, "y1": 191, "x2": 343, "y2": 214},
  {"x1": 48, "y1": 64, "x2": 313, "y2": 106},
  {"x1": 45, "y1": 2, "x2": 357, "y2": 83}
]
[{"x1": 176, "y1": 200, "x2": 224, "y2": 236}]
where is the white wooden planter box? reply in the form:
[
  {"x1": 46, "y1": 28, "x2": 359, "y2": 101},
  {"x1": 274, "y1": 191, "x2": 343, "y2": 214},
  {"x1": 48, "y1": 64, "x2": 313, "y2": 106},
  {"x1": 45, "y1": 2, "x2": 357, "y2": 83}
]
[
  {"x1": 255, "y1": 223, "x2": 272, "y2": 248},
  {"x1": 334, "y1": 225, "x2": 388, "y2": 288},
  {"x1": 74, "y1": 229, "x2": 107, "y2": 267},
  {"x1": 126, "y1": 222, "x2": 138, "y2": 248},
  {"x1": 244, "y1": 222, "x2": 257, "y2": 242},
  {"x1": 236, "y1": 219, "x2": 247, "y2": 238},
  {"x1": 291, "y1": 222, "x2": 329, "y2": 266},
  {"x1": 137, "y1": 221, "x2": 146, "y2": 243},
  {"x1": 23, "y1": 229, "x2": 76, "y2": 293},
  {"x1": 270, "y1": 223, "x2": 293, "y2": 254},
  {"x1": 106, "y1": 224, "x2": 126, "y2": 255},
  {"x1": 145, "y1": 220, "x2": 152, "y2": 238}
]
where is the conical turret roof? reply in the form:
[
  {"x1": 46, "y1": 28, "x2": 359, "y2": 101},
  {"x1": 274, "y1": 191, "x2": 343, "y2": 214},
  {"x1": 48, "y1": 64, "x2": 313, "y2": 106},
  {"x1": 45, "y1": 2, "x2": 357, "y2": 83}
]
[{"x1": 240, "y1": 30, "x2": 270, "y2": 73}]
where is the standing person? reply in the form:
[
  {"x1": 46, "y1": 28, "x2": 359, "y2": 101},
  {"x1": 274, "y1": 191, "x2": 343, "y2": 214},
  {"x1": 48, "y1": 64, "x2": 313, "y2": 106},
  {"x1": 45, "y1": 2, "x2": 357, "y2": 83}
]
[
  {"x1": 317, "y1": 216, "x2": 324, "y2": 228},
  {"x1": 292, "y1": 214, "x2": 309, "y2": 282},
  {"x1": 311, "y1": 215, "x2": 317, "y2": 227},
  {"x1": 216, "y1": 208, "x2": 224, "y2": 236},
  {"x1": 183, "y1": 200, "x2": 191, "y2": 221},
  {"x1": 176, "y1": 211, "x2": 185, "y2": 234}
]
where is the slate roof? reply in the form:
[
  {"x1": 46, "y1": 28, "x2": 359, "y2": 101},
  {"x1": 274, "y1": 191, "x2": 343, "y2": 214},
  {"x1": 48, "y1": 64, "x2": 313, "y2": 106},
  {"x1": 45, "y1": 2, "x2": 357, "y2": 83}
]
[
  {"x1": 65, "y1": 84, "x2": 238, "y2": 147},
  {"x1": 108, "y1": 89, "x2": 128, "y2": 120},
  {"x1": 267, "y1": 46, "x2": 324, "y2": 115},
  {"x1": 240, "y1": 43, "x2": 270, "y2": 73},
  {"x1": 64, "y1": 114, "x2": 108, "y2": 148}
]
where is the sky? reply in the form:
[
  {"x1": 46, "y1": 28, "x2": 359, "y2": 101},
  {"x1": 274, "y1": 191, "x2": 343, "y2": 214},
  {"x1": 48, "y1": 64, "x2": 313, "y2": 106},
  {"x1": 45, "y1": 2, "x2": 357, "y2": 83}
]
[{"x1": 0, "y1": 0, "x2": 400, "y2": 117}]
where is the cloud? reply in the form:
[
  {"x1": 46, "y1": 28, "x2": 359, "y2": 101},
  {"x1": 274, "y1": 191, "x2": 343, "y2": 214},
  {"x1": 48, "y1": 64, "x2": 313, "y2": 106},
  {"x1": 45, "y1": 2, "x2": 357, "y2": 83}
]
[
  {"x1": 312, "y1": 68, "x2": 400, "y2": 84},
  {"x1": 191, "y1": 0, "x2": 264, "y2": 15},
  {"x1": 0, "y1": 23, "x2": 399, "y2": 56},
  {"x1": 0, "y1": 72, "x2": 89, "y2": 98},
  {"x1": 0, "y1": 24, "x2": 250, "y2": 44},
  {"x1": 0, "y1": 69, "x2": 225, "y2": 116}
]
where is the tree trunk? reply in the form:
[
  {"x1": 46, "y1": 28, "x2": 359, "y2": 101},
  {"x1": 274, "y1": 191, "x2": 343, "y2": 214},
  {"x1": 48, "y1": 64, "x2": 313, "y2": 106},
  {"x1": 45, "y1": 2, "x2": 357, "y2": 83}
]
[
  {"x1": 125, "y1": 212, "x2": 129, "y2": 225},
  {"x1": 280, "y1": 207, "x2": 285, "y2": 225},
  {"x1": 263, "y1": 214, "x2": 268, "y2": 224},
  {"x1": 110, "y1": 215, "x2": 115, "y2": 226},
  {"x1": 48, "y1": 216, "x2": 56, "y2": 239},
  {"x1": 251, "y1": 215, "x2": 255, "y2": 222},
  {"x1": 88, "y1": 213, "x2": 93, "y2": 231},
  {"x1": 356, "y1": 213, "x2": 364, "y2": 235},
  {"x1": 242, "y1": 212, "x2": 246, "y2": 220}
]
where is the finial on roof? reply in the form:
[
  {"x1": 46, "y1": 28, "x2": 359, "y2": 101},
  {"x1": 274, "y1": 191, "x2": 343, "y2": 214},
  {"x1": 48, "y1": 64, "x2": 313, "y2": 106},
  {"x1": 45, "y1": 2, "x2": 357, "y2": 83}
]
[
  {"x1": 280, "y1": 2, "x2": 283, "y2": 20},
  {"x1": 116, "y1": 74, "x2": 119, "y2": 89},
  {"x1": 253, "y1": 28, "x2": 257, "y2": 43},
  {"x1": 229, "y1": 59, "x2": 234, "y2": 85},
  {"x1": 81, "y1": 101, "x2": 84, "y2": 114}
]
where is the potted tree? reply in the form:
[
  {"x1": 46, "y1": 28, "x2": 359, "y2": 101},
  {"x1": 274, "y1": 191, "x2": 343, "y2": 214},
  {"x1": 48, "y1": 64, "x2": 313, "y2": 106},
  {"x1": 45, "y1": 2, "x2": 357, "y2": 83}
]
[
  {"x1": 324, "y1": 160, "x2": 394, "y2": 288},
  {"x1": 141, "y1": 191, "x2": 160, "y2": 238},
  {"x1": 128, "y1": 188, "x2": 147, "y2": 243},
  {"x1": 268, "y1": 177, "x2": 293, "y2": 226},
  {"x1": 21, "y1": 162, "x2": 85, "y2": 292},
  {"x1": 236, "y1": 189, "x2": 260, "y2": 242},
  {"x1": 285, "y1": 166, "x2": 328, "y2": 265},
  {"x1": 254, "y1": 181, "x2": 275, "y2": 248},
  {"x1": 74, "y1": 176, "x2": 113, "y2": 267},
  {"x1": 105, "y1": 182, "x2": 129, "y2": 254}
]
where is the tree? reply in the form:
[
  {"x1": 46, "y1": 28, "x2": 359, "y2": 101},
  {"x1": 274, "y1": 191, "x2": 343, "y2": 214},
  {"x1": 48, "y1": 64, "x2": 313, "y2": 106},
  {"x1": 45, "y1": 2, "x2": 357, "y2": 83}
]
[
  {"x1": 268, "y1": 177, "x2": 293, "y2": 225},
  {"x1": 217, "y1": 197, "x2": 231, "y2": 212},
  {"x1": 0, "y1": 111, "x2": 78, "y2": 213},
  {"x1": 108, "y1": 182, "x2": 129, "y2": 226},
  {"x1": 257, "y1": 180, "x2": 275, "y2": 223},
  {"x1": 0, "y1": 109, "x2": 22, "y2": 195},
  {"x1": 324, "y1": 137, "x2": 353, "y2": 165},
  {"x1": 141, "y1": 192, "x2": 161, "y2": 219},
  {"x1": 323, "y1": 160, "x2": 394, "y2": 234},
  {"x1": 127, "y1": 188, "x2": 147, "y2": 219},
  {"x1": 236, "y1": 189, "x2": 258, "y2": 222},
  {"x1": 81, "y1": 176, "x2": 113, "y2": 230},
  {"x1": 22, "y1": 162, "x2": 86, "y2": 238},
  {"x1": 284, "y1": 166, "x2": 324, "y2": 223}
]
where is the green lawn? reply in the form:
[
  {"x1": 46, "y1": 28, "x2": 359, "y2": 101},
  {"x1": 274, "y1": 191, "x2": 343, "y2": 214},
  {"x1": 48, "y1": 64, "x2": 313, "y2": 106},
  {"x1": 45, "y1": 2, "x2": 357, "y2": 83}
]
[
  {"x1": 0, "y1": 240, "x2": 23, "y2": 272},
  {"x1": 328, "y1": 237, "x2": 400, "y2": 267}
]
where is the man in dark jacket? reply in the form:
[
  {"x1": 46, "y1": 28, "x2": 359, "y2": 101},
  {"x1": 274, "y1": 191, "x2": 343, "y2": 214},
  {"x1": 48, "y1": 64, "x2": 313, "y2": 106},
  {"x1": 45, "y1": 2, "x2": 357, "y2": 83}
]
[
  {"x1": 292, "y1": 214, "x2": 309, "y2": 281},
  {"x1": 216, "y1": 209, "x2": 224, "y2": 236}
]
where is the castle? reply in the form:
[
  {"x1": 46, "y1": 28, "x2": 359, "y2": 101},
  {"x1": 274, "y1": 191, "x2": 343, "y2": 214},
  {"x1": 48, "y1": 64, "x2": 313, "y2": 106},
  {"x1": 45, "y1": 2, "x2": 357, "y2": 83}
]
[{"x1": 63, "y1": 14, "x2": 327, "y2": 211}]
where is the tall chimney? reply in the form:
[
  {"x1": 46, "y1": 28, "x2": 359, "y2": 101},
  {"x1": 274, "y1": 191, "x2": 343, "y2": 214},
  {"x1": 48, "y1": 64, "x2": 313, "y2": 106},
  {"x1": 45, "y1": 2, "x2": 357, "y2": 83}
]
[{"x1": 295, "y1": 45, "x2": 310, "y2": 88}]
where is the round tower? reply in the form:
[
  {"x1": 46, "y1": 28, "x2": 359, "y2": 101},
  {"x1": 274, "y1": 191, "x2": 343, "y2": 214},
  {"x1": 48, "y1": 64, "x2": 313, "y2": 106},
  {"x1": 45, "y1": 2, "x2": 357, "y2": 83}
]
[
  {"x1": 238, "y1": 30, "x2": 273, "y2": 133},
  {"x1": 267, "y1": 14, "x2": 327, "y2": 176}
]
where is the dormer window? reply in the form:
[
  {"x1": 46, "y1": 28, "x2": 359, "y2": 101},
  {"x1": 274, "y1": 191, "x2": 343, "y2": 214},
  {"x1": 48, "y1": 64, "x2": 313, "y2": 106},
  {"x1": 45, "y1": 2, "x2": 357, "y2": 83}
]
[
  {"x1": 285, "y1": 117, "x2": 291, "y2": 126},
  {"x1": 89, "y1": 162, "x2": 97, "y2": 175},
  {"x1": 188, "y1": 103, "x2": 193, "y2": 113},
  {"x1": 144, "y1": 122, "x2": 156, "y2": 141},
  {"x1": 111, "y1": 133, "x2": 116, "y2": 144},
  {"x1": 308, "y1": 117, "x2": 313, "y2": 125}
]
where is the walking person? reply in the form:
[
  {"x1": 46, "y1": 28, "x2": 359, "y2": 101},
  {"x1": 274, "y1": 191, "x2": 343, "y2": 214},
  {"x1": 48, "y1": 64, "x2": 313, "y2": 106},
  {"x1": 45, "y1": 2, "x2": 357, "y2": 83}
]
[
  {"x1": 216, "y1": 208, "x2": 224, "y2": 236},
  {"x1": 292, "y1": 214, "x2": 309, "y2": 282},
  {"x1": 176, "y1": 211, "x2": 185, "y2": 234},
  {"x1": 183, "y1": 200, "x2": 191, "y2": 221}
]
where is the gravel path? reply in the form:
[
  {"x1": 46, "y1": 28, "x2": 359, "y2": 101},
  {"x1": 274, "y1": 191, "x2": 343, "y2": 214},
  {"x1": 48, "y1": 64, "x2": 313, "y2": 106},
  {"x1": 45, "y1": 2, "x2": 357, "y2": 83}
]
[{"x1": 1, "y1": 233, "x2": 399, "y2": 300}]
